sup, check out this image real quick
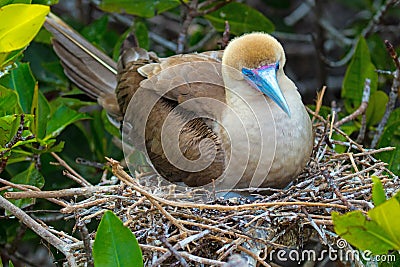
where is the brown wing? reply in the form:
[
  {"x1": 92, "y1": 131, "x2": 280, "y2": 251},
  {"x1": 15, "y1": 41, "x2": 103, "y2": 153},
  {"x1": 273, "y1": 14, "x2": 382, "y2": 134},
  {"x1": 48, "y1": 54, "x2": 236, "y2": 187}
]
[{"x1": 118, "y1": 49, "x2": 226, "y2": 186}]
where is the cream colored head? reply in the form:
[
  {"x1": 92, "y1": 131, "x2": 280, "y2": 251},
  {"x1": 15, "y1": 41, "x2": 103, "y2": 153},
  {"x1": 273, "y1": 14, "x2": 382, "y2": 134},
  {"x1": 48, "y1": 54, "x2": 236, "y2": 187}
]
[{"x1": 222, "y1": 32, "x2": 286, "y2": 71}]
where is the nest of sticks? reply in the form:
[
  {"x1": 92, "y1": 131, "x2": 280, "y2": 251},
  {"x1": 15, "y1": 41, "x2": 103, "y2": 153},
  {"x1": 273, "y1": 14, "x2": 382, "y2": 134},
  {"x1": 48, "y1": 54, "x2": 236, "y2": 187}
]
[{"x1": 2, "y1": 106, "x2": 400, "y2": 267}]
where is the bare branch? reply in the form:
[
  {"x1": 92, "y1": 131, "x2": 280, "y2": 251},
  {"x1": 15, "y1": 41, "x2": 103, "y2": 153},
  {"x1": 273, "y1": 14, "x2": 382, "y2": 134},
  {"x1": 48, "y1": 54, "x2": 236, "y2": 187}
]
[
  {"x1": 371, "y1": 40, "x2": 400, "y2": 148},
  {"x1": 334, "y1": 78, "x2": 371, "y2": 127}
]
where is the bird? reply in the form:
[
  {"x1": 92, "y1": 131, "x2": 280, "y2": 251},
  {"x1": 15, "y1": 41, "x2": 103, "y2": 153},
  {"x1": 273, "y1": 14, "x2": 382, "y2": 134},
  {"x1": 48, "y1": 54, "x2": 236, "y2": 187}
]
[{"x1": 44, "y1": 13, "x2": 313, "y2": 190}]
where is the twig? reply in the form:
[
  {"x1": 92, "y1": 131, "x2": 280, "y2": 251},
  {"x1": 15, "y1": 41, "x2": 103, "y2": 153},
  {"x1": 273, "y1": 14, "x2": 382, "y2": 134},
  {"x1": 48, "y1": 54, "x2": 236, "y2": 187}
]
[
  {"x1": 219, "y1": 21, "x2": 230, "y2": 49},
  {"x1": 371, "y1": 40, "x2": 400, "y2": 148},
  {"x1": 0, "y1": 195, "x2": 77, "y2": 266},
  {"x1": 320, "y1": 0, "x2": 397, "y2": 67},
  {"x1": 177, "y1": 0, "x2": 198, "y2": 53},
  {"x1": 321, "y1": 169, "x2": 354, "y2": 210},
  {"x1": 107, "y1": 158, "x2": 349, "y2": 211},
  {"x1": 77, "y1": 219, "x2": 94, "y2": 267},
  {"x1": 51, "y1": 152, "x2": 92, "y2": 187},
  {"x1": 75, "y1": 157, "x2": 105, "y2": 169},
  {"x1": 160, "y1": 236, "x2": 189, "y2": 266},
  {"x1": 236, "y1": 246, "x2": 271, "y2": 267},
  {"x1": 4, "y1": 185, "x2": 120, "y2": 199},
  {"x1": 0, "y1": 114, "x2": 35, "y2": 173},
  {"x1": 177, "y1": 0, "x2": 231, "y2": 53},
  {"x1": 302, "y1": 207, "x2": 327, "y2": 244},
  {"x1": 356, "y1": 113, "x2": 368, "y2": 143},
  {"x1": 334, "y1": 78, "x2": 370, "y2": 127},
  {"x1": 61, "y1": 198, "x2": 110, "y2": 213},
  {"x1": 312, "y1": 85, "x2": 327, "y2": 124},
  {"x1": 0, "y1": 177, "x2": 67, "y2": 207}
]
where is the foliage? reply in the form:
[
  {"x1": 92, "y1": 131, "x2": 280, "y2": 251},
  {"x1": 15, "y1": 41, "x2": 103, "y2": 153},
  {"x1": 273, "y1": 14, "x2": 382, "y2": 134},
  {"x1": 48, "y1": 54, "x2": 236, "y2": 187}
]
[
  {"x1": 332, "y1": 177, "x2": 400, "y2": 254},
  {"x1": 93, "y1": 211, "x2": 143, "y2": 267}
]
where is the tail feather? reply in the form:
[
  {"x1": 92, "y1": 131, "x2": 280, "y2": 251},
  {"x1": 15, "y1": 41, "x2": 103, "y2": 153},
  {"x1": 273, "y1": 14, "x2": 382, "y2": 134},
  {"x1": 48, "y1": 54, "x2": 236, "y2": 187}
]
[{"x1": 44, "y1": 12, "x2": 117, "y2": 99}]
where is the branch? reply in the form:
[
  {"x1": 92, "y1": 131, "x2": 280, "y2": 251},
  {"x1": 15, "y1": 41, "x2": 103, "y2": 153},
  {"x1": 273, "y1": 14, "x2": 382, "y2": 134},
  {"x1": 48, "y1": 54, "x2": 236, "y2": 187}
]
[
  {"x1": 0, "y1": 195, "x2": 77, "y2": 266},
  {"x1": 371, "y1": 40, "x2": 400, "y2": 148},
  {"x1": 334, "y1": 78, "x2": 371, "y2": 127},
  {"x1": 0, "y1": 177, "x2": 67, "y2": 207},
  {"x1": 320, "y1": 0, "x2": 397, "y2": 67},
  {"x1": 0, "y1": 114, "x2": 35, "y2": 173},
  {"x1": 51, "y1": 152, "x2": 92, "y2": 187},
  {"x1": 77, "y1": 219, "x2": 94, "y2": 267},
  {"x1": 219, "y1": 21, "x2": 230, "y2": 49},
  {"x1": 4, "y1": 185, "x2": 120, "y2": 199},
  {"x1": 106, "y1": 158, "x2": 349, "y2": 211}
]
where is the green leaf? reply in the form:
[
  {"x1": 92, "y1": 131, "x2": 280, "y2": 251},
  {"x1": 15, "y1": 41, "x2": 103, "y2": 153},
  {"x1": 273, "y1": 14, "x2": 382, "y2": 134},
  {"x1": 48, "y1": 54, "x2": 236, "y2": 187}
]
[
  {"x1": 386, "y1": 107, "x2": 400, "y2": 128},
  {"x1": 0, "y1": 85, "x2": 21, "y2": 115},
  {"x1": 0, "y1": 48, "x2": 24, "y2": 71},
  {"x1": 45, "y1": 105, "x2": 91, "y2": 139},
  {"x1": 0, "y1": 63, "x2": 36, "y2": 113},
  {"x1": 0, "y1": 4, "x2": 49, "y2": 52},
  {"x1": 8, "y1": 163, "x2": 44, "y2": 208},
  {"x1": 31, "y1": 83, "x2": 50, "y2": 139},
  {"x1": 81, "y1": 15, "x2": 109, "y2": 45},
  {"x1": 332, "y1": 211, "x2": 395, "y2": 254},
  {"x1": 377, "y1": 121, "x2": 400, "y2": 175},
  {"x1": 99, "y1": 0, "x2": 180, "y2": 18},
  {"x1": 0, "y1": 0, "x2": 31, "y2": 8},
  {"x1": 93, "y1": 211, "x2": 143, "y2": 267},
  {"x1": 23, "y1": 42, "x2": 68, "y2": 91},
  {"x1": 135, "y1": 21, "x2": 149, "y2": 50},
  {"x1": 366, "y1": 90, "x2": 388, "y2": 126},
  {"x1": 342, "y1": 36, "x2": 378, "y2": 113},
  {"x1": 205, "y1": 2, "x2": 275, "y2": 35},
  {"x1": 102, "y1": 109, "x2": 120, "y2": 138},
  {"x1": 367, "y1": 34, "x2": 393, "y2": 70},
  {"x1": 0, "y1": 114, "x2": 20, "y2": 147},
  {"x1": 31, "y1": 0, "x2": 58, "y2": 5},
  {"x1": 371, "y1": 176, "x2": 386, "y2": 206},
  {"x1": 368, "y1": 198, "x2": 400, "y2": 249}
]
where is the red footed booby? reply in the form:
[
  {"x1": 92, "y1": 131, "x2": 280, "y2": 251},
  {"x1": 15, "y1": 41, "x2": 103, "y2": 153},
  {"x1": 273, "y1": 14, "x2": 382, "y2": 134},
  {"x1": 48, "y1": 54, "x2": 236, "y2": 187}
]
[{"x1": 44, "y1": 14, "x2": 313, "y2": 190}]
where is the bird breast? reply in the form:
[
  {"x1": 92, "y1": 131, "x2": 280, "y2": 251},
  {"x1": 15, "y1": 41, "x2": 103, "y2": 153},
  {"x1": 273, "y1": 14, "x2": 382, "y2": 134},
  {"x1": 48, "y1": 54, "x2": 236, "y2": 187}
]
[{"x1": 218, "y1": 71, "x2": 313, "y2": 189}]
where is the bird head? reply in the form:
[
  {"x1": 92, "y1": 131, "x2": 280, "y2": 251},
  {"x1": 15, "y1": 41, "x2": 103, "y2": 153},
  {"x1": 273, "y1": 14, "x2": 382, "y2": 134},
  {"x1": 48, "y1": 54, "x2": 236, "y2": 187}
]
[{"x1": 222, "y1": 32, "x2": 290, "y2": 116}]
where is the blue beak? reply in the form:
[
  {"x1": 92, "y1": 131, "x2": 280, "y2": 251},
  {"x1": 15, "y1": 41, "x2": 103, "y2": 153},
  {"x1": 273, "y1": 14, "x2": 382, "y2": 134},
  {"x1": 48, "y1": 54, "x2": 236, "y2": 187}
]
[{"x1": 242, "y1": 63, "x2": 291, "y2": 117}]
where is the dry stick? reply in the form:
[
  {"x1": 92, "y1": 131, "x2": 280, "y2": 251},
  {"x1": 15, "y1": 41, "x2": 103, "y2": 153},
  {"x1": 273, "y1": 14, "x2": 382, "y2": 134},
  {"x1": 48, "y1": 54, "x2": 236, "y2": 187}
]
[
  {"x1": 312, "y1": 86, "x2": 327, "y2": 124},
  {"x1": 107, "y1": 158, "x2": 349, "y2": 211},
  {"x1": 356, "y1": 113, "x2": 368, "y2": 143},
  {"x1": 51, "y1": 152, "x2": 92, "y2": 187},
  {"x1": 0, "y1": 195, "x2": 77, "y2": 266},
  {"x1": 0, "y1": 178, "x2": 67, "y2": 207},
  {"x1": 159, "y1": 235, "x2": 189, "y2": 267},
  {"x1": 177, "y1": 0, "x2": 197, "y2": 53},
  {"x1": 371, "y1": 40, "x2": 400, "y2": 148},
  {"x1": 177, "y1": 251, "x2": 225, "y2": 266},
  {"x1": 335, "y1": 78, "x2": 371, "y2": 128},
  {"x1": 236, "y1": 246, "x2": 271, "y2": 267},
  {"x1": 220, "y1": 21, "x2": 230, "y2": 49},
  {"x1": 61, "y1": 198, "x2": 110, "y2": 213},
  {"x1": 307, "y1": 107, "x2": 365, "y2": 151},
  {"x1": 301, "y1": 207, "x2": 327, "y2": 244},
  {"x1": 4, "y1": 185, "x2": 120, "y2": 199},
  {"x1": 76, "y1": 219, "x2": 94, "y2": 267}
]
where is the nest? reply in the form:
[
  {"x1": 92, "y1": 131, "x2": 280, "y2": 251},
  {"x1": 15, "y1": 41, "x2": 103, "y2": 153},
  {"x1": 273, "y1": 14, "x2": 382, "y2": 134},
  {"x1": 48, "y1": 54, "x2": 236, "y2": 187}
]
[{"x1": 3, "y1": 109, "x2": 399, "y2": 267}]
